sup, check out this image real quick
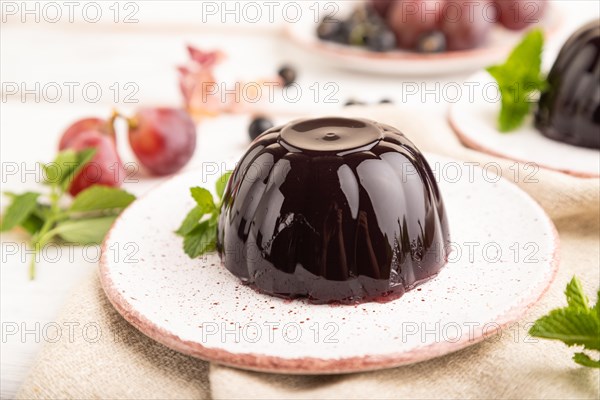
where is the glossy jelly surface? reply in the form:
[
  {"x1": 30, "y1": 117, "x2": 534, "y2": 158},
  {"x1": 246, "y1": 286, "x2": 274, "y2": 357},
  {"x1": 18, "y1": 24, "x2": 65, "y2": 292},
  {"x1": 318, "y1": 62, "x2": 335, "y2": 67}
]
[
  {"x1": 217, "y1": 117, "x2": 451, "y2": 303},
  {"x1": 536, "y1": 21, "x2": 600, "y2": 149}
]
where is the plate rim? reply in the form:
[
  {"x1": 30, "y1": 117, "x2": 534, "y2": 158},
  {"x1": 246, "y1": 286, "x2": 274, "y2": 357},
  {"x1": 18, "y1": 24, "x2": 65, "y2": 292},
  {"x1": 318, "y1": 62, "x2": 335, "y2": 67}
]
[
  {"x1": 449, "y1": 114, "x2": 600, "y2": 179},
  {"x1": 99, "y1": 159, "x2": 560, "y2": 375}
]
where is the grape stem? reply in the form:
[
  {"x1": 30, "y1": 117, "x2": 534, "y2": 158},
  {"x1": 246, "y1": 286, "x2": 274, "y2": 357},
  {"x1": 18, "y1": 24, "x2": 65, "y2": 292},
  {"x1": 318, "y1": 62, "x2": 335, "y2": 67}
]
[
  {"x1": 110, "y1": 108, "x2": 138, "y2": 130},
  {"x1": 102, "y1": 109, "x2": 121, "y2": 141}
]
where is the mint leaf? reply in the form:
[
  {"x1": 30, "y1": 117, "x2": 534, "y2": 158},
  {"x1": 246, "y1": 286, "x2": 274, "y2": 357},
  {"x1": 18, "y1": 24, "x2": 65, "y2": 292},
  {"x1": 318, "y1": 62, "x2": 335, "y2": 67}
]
[
  {"x1": 493, "y1": 84, "x2": 532, "y2": 132},
  {"x1": 60, "y1": 148, "x2": 96, "y2": 191},
  {"x1": 486, "y1": 29, "x2": 546, "y2": 132},
  {"x1": 573, "y1": 352, "x2": 600, "y2": 368},
  {"x1": 190, "y1": 187, "x2": 216, "y2": 213},
  {"x1": 565, "y1": 276, "x2": 590, "y2": 311},
  {"x1": 178, "y1": 185, "x2": 222, "y2": 258},
  {"x1": 42, "y1": 148, "x2": 96, "y2": 188},
  {"x1": 594, "y1": 290, "x2": 600, "y2": 320},
  {"x1": 529, "y1": 276, "x2": 600, "y2": 368},
  {"x1": 1, "y1": 192, "x2": 40, "y2": 231},
  {"x1": 183, "y1": 219, "x2": 217, "y2": 258},
  {"x1": 8, "y1": 149, "x2": 131, "y2": 279},
  {"x1": 19, "y1": 203, "x2": 52, "y2": 235},
  {"x1": 529, "y1": 308, "x2": 600, "y2": 350},
  {"x1": 216, "y1": 171, "x2": 233, "y2": 199},
  {"x1": 42, "y1": 150, "x2": 78, "y2": 185},
  {"x1": 70, "y1": 186, "x2": 135, "y2": 214},
  {"x1": 20, "y1": 211, "x2": 45, "y2": 235},
  {"x1": 176, "y1": 206, "x2": 204, "y2": 236},
  {"x1": 52, "y1": 216, "x2": 118, "y2": 245}
]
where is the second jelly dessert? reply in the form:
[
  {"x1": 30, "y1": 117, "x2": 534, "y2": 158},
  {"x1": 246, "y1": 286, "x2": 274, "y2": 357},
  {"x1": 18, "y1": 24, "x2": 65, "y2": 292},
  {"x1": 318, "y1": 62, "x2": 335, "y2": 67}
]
[{"x1": 536, "y1": 21, "x2": 600, "y2": 149}]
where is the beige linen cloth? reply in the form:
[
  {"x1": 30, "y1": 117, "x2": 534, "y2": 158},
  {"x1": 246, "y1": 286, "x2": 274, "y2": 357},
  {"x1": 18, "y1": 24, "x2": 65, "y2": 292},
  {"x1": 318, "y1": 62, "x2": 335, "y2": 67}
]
[{"x1": 17, "y1": 107, "x2": 600, "y2": 399}]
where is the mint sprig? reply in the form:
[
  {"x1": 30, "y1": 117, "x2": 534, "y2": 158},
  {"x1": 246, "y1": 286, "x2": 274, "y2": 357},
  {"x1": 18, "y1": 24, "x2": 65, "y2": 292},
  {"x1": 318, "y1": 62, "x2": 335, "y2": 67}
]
[
  {"x1": 1, "y1": 149, "x2": 136, "y2": 279},
  {"x1": 176, "y1": 171, "x2": 232, "y2": 258},
  {"x1": 1, "y1": 192, "x2": 40, "y2": 232},
  {"x1": 529, "y1": 276, "x2": 600, "y2": 368},
  {"x1": 486, "y1": 29, "x2": 546, "y2": 132}
]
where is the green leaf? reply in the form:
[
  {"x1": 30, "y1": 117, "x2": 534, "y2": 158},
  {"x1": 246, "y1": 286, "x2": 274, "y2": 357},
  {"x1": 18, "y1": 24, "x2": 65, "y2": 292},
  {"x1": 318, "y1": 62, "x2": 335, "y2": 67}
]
[
  {"x1": 529, "y1": 308, "x2": 600, "y2": 350},
  {"x1": 60, "y1": 148, "x2": 97, "y2": 191},
  {"x1": 42, "y1": 150, "x2": 78, "y2": 185},
  {"x1": 1, "y1": 192, "x2": 40, "y2": 231},
  {"x1": 495, "y1": 82, "x2": 533, "y2": 132},
  {"x1": 32, "y1": 203, "x2": 51, "y2": 220},
  {"x1": 69, "y1": 186, "x2": 135, "y2": 214},
  {"x1": 573, "y1": 352, "x2": 600, "y2": 368},
  {"x1": 183, "y1": 219, "x2": 217, "y2": 258},
  {"x1": 177, "y1": 183, "x2": 223, "y2": 245},
  {"x1": 216, "y1": 171, "x2": 233, "y2": 199},
  {"x1": 565, "y1": 276, "x2": 590, "y2": 311},
  {"x1": 503, "y1": 29, "x2": 544, "y2": 79},
  {"x1": 486, "y1": 29, "x2": 546, "y2": 132},
  {"x1": 175, "y1": 206, "x2": 204, "y2": 236},
  {"x1": 573, "y1": 353, "x2": 600, "y2": 368},
  {"x1": 529, "y1": 276, "x2": 600, "y2": 368},
  {"x1": 41, "y1": 148, "x2": 97, "y2": 189},
  {"x1": 20, "y1": 212, "x2": 45, "y2": 235},
  {"x1": 190, "y1": 187, "x2": 216, "y2": 213},
  {"x1": 52, "y1": 216, "x2": 117, "y2": 245},
  {"x1": 594, "y1": 290, "x2": 600, "y2": 320}
]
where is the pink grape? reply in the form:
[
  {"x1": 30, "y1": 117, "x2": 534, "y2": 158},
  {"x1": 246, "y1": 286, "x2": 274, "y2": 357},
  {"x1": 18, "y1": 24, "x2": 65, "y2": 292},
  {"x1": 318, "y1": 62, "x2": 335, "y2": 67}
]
[
  {"x1": 387, "y1": 0, "x2": 444, "y2": 49},
  {"x1": 67, "y1": 131, "x2": 124, "y2": 196},
  {"x1": 440, "y1": 0, "x2": 496, "y2": 51},
  {"x1": 495, "y1": 0, "x2": 547, "y2": 30},
  {"x1": 128, "y1": 108, "x2": 197, "y2": 176}
]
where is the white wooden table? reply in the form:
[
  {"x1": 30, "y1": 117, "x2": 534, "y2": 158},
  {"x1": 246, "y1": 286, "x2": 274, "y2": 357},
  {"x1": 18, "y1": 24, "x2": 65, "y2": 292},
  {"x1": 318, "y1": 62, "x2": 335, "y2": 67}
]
[{"x1": 1, "y1": 1, "x2": 596, "y2": 398}]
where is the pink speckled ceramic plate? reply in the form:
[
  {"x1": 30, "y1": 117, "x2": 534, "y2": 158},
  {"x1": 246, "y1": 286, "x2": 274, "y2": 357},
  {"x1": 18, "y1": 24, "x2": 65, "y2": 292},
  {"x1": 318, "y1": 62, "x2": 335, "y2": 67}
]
[
  {"x1": 100, "y1": 154, "x2": 558, "y2": 374},
  {"x1": 285, "y1": 3, "x2": 562, "y2": 75},
  {"x1": 449, "y1": 71, "x2": 600, "y2": 178}
]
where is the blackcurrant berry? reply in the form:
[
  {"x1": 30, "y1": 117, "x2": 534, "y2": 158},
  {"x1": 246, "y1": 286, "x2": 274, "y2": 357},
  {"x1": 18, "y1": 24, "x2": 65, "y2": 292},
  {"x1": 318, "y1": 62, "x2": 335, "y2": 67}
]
[
  {"x1": 366, "y1": 29, "x2": 396, "y2": 52},
  {"x1": 249, "y1": 117, "x2": 274, "y2": 140},
  {"x1": 278, "y1": 65, "x2": 297, "y2": 87},
  {"x1": 344, "y1": 99, "x2": 366, "y2": 107}
]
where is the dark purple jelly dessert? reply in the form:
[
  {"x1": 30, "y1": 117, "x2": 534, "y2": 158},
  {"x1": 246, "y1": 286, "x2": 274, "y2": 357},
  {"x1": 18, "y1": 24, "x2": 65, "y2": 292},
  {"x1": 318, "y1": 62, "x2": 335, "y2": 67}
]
[
  {"x1": 535, "y1": 21, "x2": 600, "y2": 149},
  {"x1": 217, "y1": 117, "x2": 451, "y2": 304}
]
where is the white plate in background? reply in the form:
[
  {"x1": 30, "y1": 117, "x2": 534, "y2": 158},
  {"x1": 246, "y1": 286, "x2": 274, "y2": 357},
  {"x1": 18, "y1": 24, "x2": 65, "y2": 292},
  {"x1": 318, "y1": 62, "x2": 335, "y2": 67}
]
[{"x1": 285, "y1": 2, "x2": 562, "y2": 76}]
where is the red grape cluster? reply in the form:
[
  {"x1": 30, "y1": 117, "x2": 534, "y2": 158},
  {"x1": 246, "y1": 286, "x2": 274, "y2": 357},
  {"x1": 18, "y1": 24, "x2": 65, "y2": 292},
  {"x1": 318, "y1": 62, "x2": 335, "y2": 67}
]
[{"x1": 59, "y1": 108, "x2": 197, "y2": 195}]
